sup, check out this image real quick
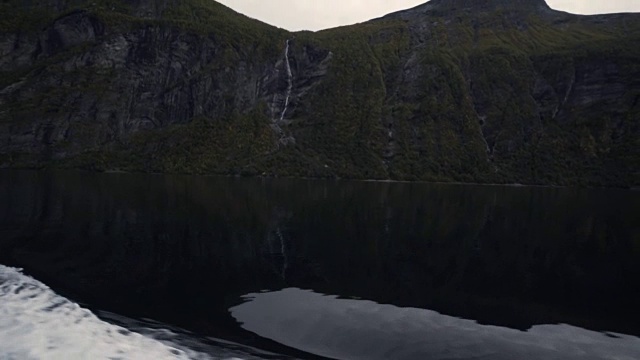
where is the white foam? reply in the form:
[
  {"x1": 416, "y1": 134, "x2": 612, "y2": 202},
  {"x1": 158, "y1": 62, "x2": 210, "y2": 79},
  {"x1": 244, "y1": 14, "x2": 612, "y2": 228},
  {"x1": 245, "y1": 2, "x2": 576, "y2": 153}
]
[
  {"x1": 0, "y1": 264, "x2": 245, "y2": 360},
  {"x1": 230, "y1": 288, "x2": 640, "y2": 360}
]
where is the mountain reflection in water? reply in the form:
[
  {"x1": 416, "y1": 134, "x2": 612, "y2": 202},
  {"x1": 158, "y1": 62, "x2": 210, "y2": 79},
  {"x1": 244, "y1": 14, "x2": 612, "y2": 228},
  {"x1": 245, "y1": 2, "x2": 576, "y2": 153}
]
[
  {"x1": 0, "y1": 170, "x2": 638, "y2": 358},
  {"x1": 230, "y1": 288, "x2": 640, "y2": 360}
]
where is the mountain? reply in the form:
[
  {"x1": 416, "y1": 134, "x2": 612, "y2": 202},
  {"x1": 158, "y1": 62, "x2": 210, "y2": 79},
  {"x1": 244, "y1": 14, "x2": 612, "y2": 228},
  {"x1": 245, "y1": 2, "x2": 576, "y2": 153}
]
[{"x1": 1, "y1": 0, "x2": 639, "y2": 186}]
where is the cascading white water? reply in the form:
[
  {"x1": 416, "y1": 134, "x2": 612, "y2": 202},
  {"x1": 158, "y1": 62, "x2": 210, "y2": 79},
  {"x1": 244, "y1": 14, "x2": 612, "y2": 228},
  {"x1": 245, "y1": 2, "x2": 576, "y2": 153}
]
[{"x1": 279, "y1": 39, "x2": 293, "y2": 122}]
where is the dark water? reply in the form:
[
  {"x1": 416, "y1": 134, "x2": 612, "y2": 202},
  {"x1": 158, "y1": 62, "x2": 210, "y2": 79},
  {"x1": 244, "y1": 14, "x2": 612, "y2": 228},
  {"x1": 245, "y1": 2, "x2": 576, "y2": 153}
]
[{"x1": 0, "y1": 170, "x2": 639, "y2": 359}]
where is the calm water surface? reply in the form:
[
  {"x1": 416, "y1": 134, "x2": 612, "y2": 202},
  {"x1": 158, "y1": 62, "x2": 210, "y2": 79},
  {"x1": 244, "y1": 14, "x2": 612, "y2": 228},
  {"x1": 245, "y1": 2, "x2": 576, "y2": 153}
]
[{"x1": 0, "y1": 170, "x2": 639, "y2": 359}]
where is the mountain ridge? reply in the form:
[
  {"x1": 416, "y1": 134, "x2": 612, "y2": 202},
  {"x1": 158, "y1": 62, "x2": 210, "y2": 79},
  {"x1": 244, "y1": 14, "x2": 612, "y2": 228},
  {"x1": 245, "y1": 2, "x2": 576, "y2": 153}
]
[
  {"x1": 384, "y1": 0, "x2": 551, "y2": 16},
  {"x1": 1, "y1": 0, "x2": 638, "y2": 187}
]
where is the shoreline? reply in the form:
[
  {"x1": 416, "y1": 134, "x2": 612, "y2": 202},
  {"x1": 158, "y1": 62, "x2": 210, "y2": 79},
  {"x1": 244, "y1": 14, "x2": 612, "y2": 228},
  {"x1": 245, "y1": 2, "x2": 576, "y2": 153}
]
[{"x1": 0, "y1": 166, "x2": 635, "y2": 190}]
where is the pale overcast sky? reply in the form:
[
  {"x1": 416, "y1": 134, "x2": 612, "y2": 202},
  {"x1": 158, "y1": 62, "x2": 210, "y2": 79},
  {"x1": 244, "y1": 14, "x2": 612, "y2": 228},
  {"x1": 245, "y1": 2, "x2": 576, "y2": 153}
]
[{"x1": 216, "y1": 0, "x2": 640, "y2": 31}]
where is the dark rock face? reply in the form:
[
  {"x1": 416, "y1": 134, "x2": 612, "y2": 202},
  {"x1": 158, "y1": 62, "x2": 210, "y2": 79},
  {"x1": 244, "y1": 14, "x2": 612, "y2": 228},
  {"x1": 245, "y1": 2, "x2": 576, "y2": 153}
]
[
  {"x1": 0, "y1": 5, "x2": 331, "y2": 163},
  {"x1": 0, "y1": 0, "x2": 638, "y2": 186},
  {"x1": 37, "y1": 11, "x2": 105, "y2": 58}
]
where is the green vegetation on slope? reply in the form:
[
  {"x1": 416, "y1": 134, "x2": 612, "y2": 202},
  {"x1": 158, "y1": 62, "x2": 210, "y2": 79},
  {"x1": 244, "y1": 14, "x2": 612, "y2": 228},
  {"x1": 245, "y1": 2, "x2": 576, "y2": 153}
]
[{"x1": 0, "y1": 0, "x2": 638, "y2": 186}]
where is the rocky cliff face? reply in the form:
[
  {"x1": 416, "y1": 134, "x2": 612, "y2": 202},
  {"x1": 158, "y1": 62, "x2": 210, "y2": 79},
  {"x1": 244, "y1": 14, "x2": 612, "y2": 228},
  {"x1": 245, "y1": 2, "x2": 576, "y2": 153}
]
[{"x1": 1, "y1": 0, "x2": 638, "y2": 186}]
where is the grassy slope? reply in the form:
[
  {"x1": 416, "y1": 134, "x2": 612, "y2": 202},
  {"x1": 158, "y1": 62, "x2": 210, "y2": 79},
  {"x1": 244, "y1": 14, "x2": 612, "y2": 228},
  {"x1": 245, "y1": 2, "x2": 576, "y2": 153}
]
[{"x1": 268, "y1": 8, "x2": 639, "y2": 185}]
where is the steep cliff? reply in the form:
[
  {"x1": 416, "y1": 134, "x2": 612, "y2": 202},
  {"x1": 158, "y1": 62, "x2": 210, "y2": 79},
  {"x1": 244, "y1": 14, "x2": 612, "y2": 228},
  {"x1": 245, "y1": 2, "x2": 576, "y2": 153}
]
[{"x1": 1, "y1": 0, "x2": 638, "y2": 186}]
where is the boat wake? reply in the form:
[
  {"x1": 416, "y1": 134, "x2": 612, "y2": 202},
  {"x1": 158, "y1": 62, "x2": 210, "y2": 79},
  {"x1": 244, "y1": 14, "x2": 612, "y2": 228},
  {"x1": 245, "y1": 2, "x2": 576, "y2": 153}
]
[{"x1": 0, "y1": 264, "x2": 266, "y2": 360}]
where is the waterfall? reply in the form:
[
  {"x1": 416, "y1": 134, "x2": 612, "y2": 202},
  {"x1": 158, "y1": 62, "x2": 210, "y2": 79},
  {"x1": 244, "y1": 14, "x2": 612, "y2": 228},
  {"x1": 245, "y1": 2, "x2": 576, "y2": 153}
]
[
  {"x1": 268, "y1": 39, "x2": 296, "y2": 147},
  {"x1": 279, "y1": 39, "x2": 293, "y2": 122}
]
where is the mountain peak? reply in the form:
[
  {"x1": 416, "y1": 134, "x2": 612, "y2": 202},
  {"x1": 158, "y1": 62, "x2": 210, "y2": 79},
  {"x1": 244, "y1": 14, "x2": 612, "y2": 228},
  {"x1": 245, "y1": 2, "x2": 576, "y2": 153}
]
[
  {"x1": 428, "y1": 0, "x2": 550, "y2": 11},
  {"x1": 383, "y1": 0, "x2": 552, "y2": 20}
]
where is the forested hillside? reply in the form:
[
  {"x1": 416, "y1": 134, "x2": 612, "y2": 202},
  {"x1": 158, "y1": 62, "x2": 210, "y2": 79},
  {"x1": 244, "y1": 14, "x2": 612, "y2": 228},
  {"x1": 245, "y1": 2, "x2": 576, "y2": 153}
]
[{"x1": 1, "y1": 0, "x2": 638, "y2": 186}]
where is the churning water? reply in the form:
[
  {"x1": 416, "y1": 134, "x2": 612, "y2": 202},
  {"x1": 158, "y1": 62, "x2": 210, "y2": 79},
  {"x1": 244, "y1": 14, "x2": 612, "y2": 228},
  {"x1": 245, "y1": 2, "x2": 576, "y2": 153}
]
[{"x1": 0, "y1": 265, "x2": 279, "y2": 360}]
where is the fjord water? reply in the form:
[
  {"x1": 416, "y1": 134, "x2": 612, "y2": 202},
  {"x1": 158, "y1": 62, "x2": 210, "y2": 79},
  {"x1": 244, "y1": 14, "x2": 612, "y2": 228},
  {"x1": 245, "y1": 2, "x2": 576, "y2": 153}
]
[{"x1": 0, "y1": 170, "x2": 638, "y2": 359}]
